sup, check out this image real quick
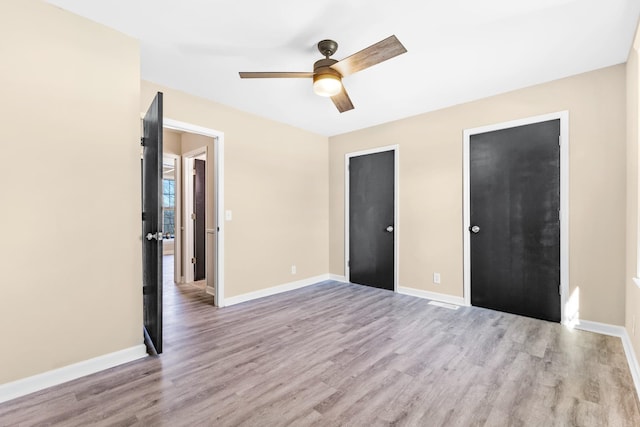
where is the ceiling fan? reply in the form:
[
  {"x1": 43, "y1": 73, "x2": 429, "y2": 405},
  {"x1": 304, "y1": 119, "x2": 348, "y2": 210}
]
[{"x1": 239, "y1": 35, "x2": 407, "y2": 113}]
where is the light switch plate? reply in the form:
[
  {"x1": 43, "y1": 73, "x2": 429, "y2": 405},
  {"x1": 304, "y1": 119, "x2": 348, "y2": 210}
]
[{"x1": 225, "y1": 210, "x2": 232, "y2": 221}]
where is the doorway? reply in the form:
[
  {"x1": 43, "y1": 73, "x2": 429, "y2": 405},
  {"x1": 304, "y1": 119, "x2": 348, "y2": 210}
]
[
  {"x1": 463, "y1": 112, "x2": 569, "y2": 323},
  {"x1": 345, "y1": 145, "x2": 399, "y2": 291},
  {"x1": 162, "y1": 154, "x2": 181, "y2": 285},
  {"x1": 163, "y1": 118, "x2": 226, "y2": 307}
]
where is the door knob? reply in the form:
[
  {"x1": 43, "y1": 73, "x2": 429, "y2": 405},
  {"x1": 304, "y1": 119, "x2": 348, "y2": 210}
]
[
  {"x1": 386, "y1": 225, "x2": 394, "y2": 233},
  {"x1": 469, "y1": 225, "x2": 480, "y2": 234},
  {"x1": 146, "y1": 232, "x2": 163, "y2": 241}
]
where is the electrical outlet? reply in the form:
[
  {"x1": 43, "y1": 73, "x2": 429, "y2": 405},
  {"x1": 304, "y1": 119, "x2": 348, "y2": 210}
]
[
  {"x1": 291, "y1": 265, "x2": 296, "y2": 275},
  {"x1": 433, "y1": 273, "x2": 441, "y2": 284}
]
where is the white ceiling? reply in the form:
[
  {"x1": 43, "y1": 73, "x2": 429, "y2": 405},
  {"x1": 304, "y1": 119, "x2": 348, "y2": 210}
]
[{"x1": 46, "y1": 0, "x2": 640, "y2": 136}]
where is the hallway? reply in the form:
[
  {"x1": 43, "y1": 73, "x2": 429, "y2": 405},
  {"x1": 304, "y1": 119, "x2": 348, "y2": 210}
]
[{"x1": 162, "y1": 254, "x2": 214, "y2": 353}]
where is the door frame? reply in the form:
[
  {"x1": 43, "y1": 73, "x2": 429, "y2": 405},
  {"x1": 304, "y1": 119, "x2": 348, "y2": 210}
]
[
  {"x1": 344, "y1": 144, "x2": 399, "y2": 291},
  {"x1": 163, "y1": 153, "x2": 182, "y2": 285},
  {"x1": 462, "y1": 111, "x2": 569, "y2": 324},
  {"x1": 164, "y1": 118, "x2": 226, "y2": 307},
  {"x1": 183, "y1": 148, "x2": 207, "y2": 284}
]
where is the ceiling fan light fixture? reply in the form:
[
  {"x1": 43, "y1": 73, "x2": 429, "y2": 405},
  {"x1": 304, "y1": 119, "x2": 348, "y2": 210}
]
[
  {"x1": 239, "y1": 35, "x2": 406, "y2": 112},
  {"x1": 313, "y1": 73, "x2": 342, "y2": 97}
]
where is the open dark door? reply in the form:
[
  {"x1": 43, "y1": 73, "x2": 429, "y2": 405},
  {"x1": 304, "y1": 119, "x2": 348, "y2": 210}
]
[
  {"x1": 142, "y1": 92, "x2": 163, "y2": 354},
  {"x1": 194, "y1": 159, "x2": 206, "y2": 281},
  {"x1": 349, "y1": 150, "x2": 395, "y2": 291},
  {"x1": 469, "y1": 119, "x2": 561, "y2": 322}
]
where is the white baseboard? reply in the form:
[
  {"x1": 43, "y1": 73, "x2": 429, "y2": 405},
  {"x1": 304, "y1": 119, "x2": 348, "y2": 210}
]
[
  {"x1": 573, "y1": 320, "x2": 625, "y2": 337},
  {"x1": 329, "y1": 274, "x2": 347, "y2": 282},
  {"x1": 573, "y1": 320, "x2": 640, "y2": 400},
  {"x1": 224, "y1": 274, "x2": 330, "y2": 306},
  {"x1": 397, "y1": 286, "x2": 466, "y2": 306},
  {"x1": 622, "y1": 330, "x2": 640, "y2": 400},
  {"x1": 0, "y1": 344, "x2": 147, "y2": 404},
  {"x1": 205, "y1": 286, "x2": 215, "y2": 296}
]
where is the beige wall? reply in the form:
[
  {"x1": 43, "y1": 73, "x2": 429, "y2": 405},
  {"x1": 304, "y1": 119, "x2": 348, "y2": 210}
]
[
  {"x1": 163, "y1": 129, "x2": 182, "y2": 156},
  {"x1": 142, "y1": 81, "x2": 329, "y2": 298},
  {"x1": 627, "y1": 23, "x2": 640, "y2": 363},
  {"x1": 330, "y1": 65, "x2": 627, "y2": 325},
  {"x1": 0, "y1": 0, "x2": 141, "y2": 384}
]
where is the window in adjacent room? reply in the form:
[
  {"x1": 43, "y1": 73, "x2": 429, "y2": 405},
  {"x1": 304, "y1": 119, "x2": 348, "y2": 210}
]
[{"x1": 162, "y1": 178, "x2": 175, "y2": 239}]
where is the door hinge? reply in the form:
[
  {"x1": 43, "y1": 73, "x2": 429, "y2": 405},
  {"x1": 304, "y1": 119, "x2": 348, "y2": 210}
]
[
  {"x1": 558, "y1": 135, "x2": 561, "y2": 146},
  {"x1": 140, "y1": 137, "x2": 145, "y2": 147},
  {"x1": 558, "y1": 209, "x2": 561, "y2": 221},
  {"x1": 191, "y1": 257, "x2": 196, "y2": 264},
  {"x1": 191, "y1": 213, "x2": 196, "y2": 220},
  {"x1": 193, "y1": 168, "x2": 196, "y2": 176},
  {"x1": 559, "y1": 284, "x2": 562, "y2": 295}
]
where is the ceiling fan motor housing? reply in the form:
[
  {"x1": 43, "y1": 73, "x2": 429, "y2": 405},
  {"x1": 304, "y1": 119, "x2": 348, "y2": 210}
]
[
  {"x1": 317, "y1": 39, "x2": 338, "y2": 58},
  {"x1": 313, "y1": 58, "x2": 340, "y2": 77}
]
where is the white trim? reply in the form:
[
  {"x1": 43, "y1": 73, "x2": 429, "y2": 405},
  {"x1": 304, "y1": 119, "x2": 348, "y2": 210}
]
[
  {"x1": 572, "y1": 320, "x2": 640, "y2": 399},
  {"x1": 164, "y1": 119, "x2": 220, "y2": 138},
  {"x1": 206, "y1": 286, "x2": 215, "y2": 296},
  {"x1": 0, "y1": 345, "x2": 146, "y2": 404},
  {"x1": 344, "y1": 145, "x2": 399, "y2": 292},
  {"x1": 462, "y1": 111, "x2": 570, "y2": 322},
  {"x1": 215, "y1": 138, "x2": 225, "y2": 306},
  {"x1": 397, "y1": 286, "x2": 466, "y2": 306},
  {"x1": 428, "y1": 301, "x2": 460, "y2": 310},
  {"x1": 224, "y1": 274, "x2": 331, "y2": 306},
  {"x1": 622, "y1": 330, "x2": 640, "y2": 400},
  {"x1": 329, "y1": 274, "x2": 348, "y2": 282},
  {"x1": 162, "y1": 119, "x2": 226, "y2": 307},
  {"x1": 574, "y1": 320, "x2": 626, "y2": 337}
]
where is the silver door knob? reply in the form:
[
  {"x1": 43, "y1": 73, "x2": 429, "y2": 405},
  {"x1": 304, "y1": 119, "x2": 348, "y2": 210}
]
[
  {"x1": 146, "y1": 232, "x2": 163, "y2": 241},
  {"x1": 470, "y1": 225, "x2": 480, "y2": 234},
  {"x1": 386, "y1": 225, "x2": 394, "y2": 232}
]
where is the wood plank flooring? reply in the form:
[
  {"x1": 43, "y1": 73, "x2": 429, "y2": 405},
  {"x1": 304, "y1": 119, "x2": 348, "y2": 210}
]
[{"x1": 1, "y1": 263, "x2": 638, "y2": 425}]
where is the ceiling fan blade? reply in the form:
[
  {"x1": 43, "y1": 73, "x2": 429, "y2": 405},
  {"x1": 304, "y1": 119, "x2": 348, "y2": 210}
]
[
  {"x1": 239, "y1": 72, "x2": 313, "y2": 78},
  {"x1": 331, "y1": 85, "x2": 354, "y2": 113},
  {"x1": 331, "y1": 35, "x2": 407, "y2": 77}
]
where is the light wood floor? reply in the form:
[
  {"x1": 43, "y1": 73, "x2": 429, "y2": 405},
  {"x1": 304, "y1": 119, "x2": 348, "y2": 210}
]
[{"x1": 1, "y1": 267, "x2": 638, "y2": 426}]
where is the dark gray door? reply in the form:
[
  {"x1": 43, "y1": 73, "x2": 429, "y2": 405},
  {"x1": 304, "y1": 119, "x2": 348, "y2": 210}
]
[
  {"x1": 349, "y1": 150, "x2": 395, "y2": 291},
  {"x1": 470, "y1": 119, "x2": 561, "y2": 322},
  {"x1": 142, "y1": 92, "x2": 163, "y2": 353},
  {"x1": 194, "y1": 159, "x2": 206, "y2": 281}
]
